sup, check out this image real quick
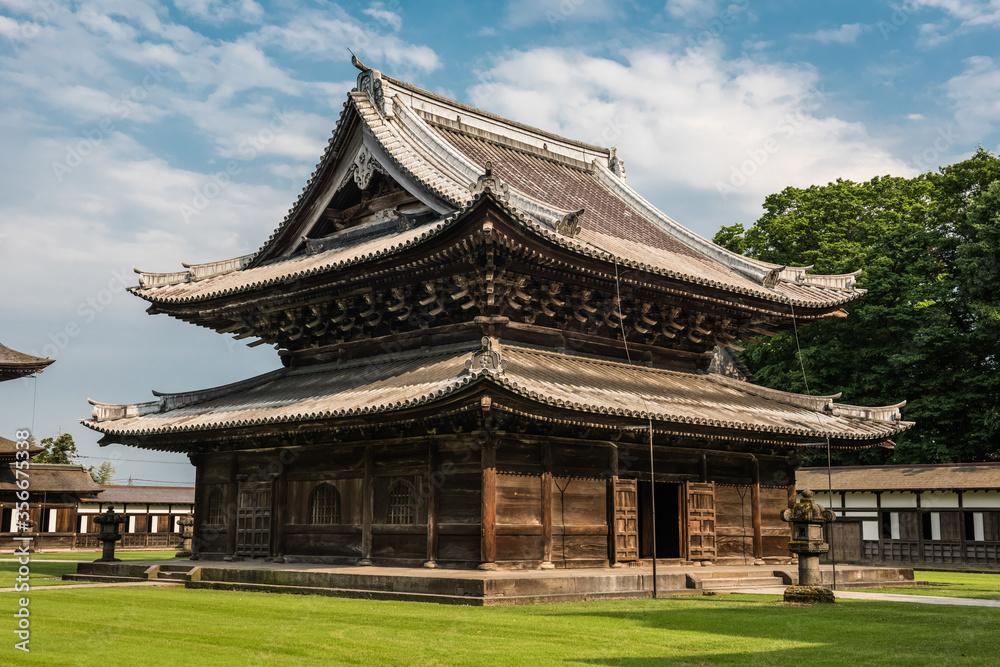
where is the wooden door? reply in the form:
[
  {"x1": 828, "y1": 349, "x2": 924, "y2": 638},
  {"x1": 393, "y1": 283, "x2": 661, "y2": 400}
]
[
  {"x1": 235, "y1": 480, "x2": 272, "y2": 557},
  {"x1": 611, "y1": 477, "x2": 639, "y2": 562},
  {"x1": 686, "y1": 481, "x2": 717, "y2": 561}
]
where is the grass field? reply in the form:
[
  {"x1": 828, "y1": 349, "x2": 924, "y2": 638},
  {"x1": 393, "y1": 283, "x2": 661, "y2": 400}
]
[
  {"x1": 0, "y1": 561, "x2": 80, "y2": 588},
  {"x1": 0, "y1": 550, "x2": 179, "y2": 562},
  {"x1": 3, "y1": 587, "x2": 998, "y2": 666},
  {"x1": 853, "y1": 570, "x2": 1000, "y2": 600}
]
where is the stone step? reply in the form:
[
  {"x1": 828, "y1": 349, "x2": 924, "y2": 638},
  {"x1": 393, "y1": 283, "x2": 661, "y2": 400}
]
[
  {"x1": 62, "y1": 574, "x2": 146, "y2": 584},
  {"x1": 700, "y1": 576, "x2": 786, "y2": 589}
]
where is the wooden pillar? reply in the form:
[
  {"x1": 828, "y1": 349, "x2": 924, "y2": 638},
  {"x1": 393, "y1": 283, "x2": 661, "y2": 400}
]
[
  {"x1": 541, "y1": 442, "x2": 554, "y2": 568},
  {"x1": 751, "y1": 458, "x2": 763, "y2": 562},
  {"x1": 425, "y1": 442, "x2": 439, "y2": 568},
  {"x1": 876, "y1": 492, "x2": 885, "y2": 563},
  {"x1": 224, "y1": 455, "x2": 238, "y2": 560},
  {"x1": 271, "y1": 466, "x2": 287, "y2": 563},
  {"x1": 701, "y1": 454, "x2": 708, "y2": 483},
  {"x1": 958, "y1": 491, "x2": 967, "y2": 566},
  {"x1": 360, "y1": 445, "x2": 373, "y2": 566},
  {"x1": 479, "y1": 440, "x2": 497, "y2": 570}
]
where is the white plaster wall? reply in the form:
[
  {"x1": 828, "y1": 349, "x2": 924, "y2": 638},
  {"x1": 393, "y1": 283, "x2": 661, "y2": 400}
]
[
  {"x1": 922, "y1": 491, "x2": 959, "y2": 508},
  {"x1": 880, "y1": 492, "x2": 918, "y2": 508},
  {"x1": 963, "y1": 490, "x2": 1000, "y2": 508}
]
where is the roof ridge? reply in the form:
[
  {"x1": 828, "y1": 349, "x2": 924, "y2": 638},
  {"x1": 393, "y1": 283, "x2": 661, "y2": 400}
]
[{"x1": 383, "y1": 74, "x2": 610, "y2": 156}]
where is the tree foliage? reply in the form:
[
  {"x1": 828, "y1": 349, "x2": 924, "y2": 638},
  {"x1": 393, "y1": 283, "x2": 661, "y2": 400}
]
[
  {"x1": 89, "y1": 461, "x2": 115, "y2": 485},
  {"x1": 33, "y1": 433, "x2": 79, "y2": 464},
  {"x1": 714, "y1": 148, "x2": 1000, "y2": 464}
]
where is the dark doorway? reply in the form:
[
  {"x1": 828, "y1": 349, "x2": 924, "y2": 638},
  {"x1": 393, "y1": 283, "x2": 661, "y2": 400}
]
[{"x1": 638, "y1": 481, "x2": 682, "y2": 559}]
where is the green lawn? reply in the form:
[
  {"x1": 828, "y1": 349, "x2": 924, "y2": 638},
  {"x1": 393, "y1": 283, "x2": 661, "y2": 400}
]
[
  {"x1": 0, "y1": 550, "x2": 179, "y2": 562},
  {"x1": 853, "y1": 570, "x2": 1000, "y2": 600},
  {"x1": 4, "y1": 587, "x2": 998, "y2": 666},
  {"x1": 0, "y1": 561, "x2": 80, "y2": 588}
]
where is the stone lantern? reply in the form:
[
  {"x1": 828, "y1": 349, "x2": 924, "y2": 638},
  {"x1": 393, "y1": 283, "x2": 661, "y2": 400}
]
[
  {"x1": 175, "y1": 513, "x2": 195, "y2": 559},
  {"x1": 780, "y1": 489, "x2": 836, "y2": 603},
  {"x1": 93, "y1": 506, "x2": 126, "y2": 563}
]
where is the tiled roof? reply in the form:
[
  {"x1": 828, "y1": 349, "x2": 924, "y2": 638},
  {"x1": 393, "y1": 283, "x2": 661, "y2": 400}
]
[
  {"x1": 81, "y1": 485, "x2": 195, "y2": 505},
  {"x1": 0, "y1": 463, "x2": 102, "y2": 494},
  {"x1": 798, "y1": 464, "x2": 1000, "y2": 491},
  {"x1": 82, "y1": 342, "x2": 911, "y2": 444},
  {"x1": 128, "y1": 70, "x2": 865, "y2": 312},
  {"x1": 0, "y1": 435, "x2": 43, "y2": 460},
  {"x1": 0, "y1": 341, "x2": 54, "y2": 381}
]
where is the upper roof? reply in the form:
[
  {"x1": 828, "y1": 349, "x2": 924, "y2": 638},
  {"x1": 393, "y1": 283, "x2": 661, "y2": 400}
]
[
  {"x1": 0, "y1": 341, "x2": 54, "y2": 382},
  {"x1": 129, "y1": 60, "x2": 864, "y2": 313},
  {"x1": 798, "y1": 464, "x2": 1000, "y2": 492},
  {"x1": 81, "y1": 485, "x2": 195, "y2": 505},
  {"x1": 0, "y1": 463, "x2": 102, "y2": 495},
  {"x1": 82, "y1": 339, "x2": 911, "y2": 449}
]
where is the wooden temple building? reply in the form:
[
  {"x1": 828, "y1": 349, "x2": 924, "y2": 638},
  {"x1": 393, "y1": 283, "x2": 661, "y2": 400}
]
[{"x1": 82, "y1": 59, "x2": 912, "y2": 569}]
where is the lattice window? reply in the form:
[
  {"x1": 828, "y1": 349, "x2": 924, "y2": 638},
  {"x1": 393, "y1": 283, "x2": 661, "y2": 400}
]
[
  {"x1": 207, "y1": 488, "x2": 225, "y2": 525},
  {"x1": 310, "y1": 483, "x2": 341, "y2": 524},
  {"x1": 387, "y1": 480, "x2": 415, "y2": 525}
]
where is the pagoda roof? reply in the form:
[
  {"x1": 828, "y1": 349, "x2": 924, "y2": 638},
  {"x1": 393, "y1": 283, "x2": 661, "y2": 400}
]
[
  {"x1": 82, "y1": 341, "x2": 911, "y2": 449},
  {"x1": 130, "y1": 62, "x2": 864, "y2": 312},
  {"x1": 0, "y1": 341, "x2": 54, "y2": 382},
  {"x1": 132, "y1": 192, "x2": 860, "y2": 311}
]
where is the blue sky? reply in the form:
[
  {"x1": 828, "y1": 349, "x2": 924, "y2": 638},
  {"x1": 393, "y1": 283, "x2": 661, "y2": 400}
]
[{"x1": 1, "y1": 0, "x2": 998, "y2": 486}]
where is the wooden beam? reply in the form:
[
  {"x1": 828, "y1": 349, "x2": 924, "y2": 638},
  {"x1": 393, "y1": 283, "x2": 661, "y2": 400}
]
[
  {"x1": 360, "y1": 445, "x2": 373, "y2": 566},
  {"x1": 480, "y1": 440, "x2": 497, "y2": 570}
]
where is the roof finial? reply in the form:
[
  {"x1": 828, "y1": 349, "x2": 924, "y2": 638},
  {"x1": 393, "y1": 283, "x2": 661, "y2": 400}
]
[
  {"x1": 349, "y1": 49, "x2": 368, "y2": 72},
  {"x1": 470, "y1": 161, "x2": 509, "y2": 202}
]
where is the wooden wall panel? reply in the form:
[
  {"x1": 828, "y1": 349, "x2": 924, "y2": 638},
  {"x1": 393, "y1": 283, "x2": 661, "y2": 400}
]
[
  {"x1": 551, "y1": 478, "x2": 607, "y2": 563},
  {"x1": 437, "y1": 474, "x2": 481, "y2": 524},
  {"x1": 372, "y1": 532, "x2": 427, "y2": 559},
  {"x1": 715, "y1": 484, "x2": 753, "y2": 560},
  {"x1": 285, "y1": 531, "x2": 363, "y2": 558},
  {"x1": 496, "y1": 474, "x2": 542, "y2": 526},
  {"x1": 497, "y1": 442, "x2": 542, "y2": 476},
  {"x1": 436, "y1": 535, "x2": 481, "y2": 562}
]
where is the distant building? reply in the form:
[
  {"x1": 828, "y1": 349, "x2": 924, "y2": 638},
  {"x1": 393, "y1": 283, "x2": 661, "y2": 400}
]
[
  {"x1": 799, "y1": 464, "x2": 1000, "y2": 567},
  {"x1": 1, "y1": 435, "x2": 103, "y2": 550},
  {"x1": 1, "y1": 437, "x2": 194, "y2": 551},
  {"x1": 76, "y1": 485, "x2": 195, "y2": 549},
  {"x1": 0, "y1": 340, "x2": 53, "y2": 382}
]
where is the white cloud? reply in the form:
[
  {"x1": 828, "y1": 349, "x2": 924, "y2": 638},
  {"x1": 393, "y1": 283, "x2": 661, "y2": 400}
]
[
  {"x1": 664, "y1": 0, "x2": 722, "y2": 21},
  {"x1": 174, "y1": 0, "x2": 264, "y2": 24},
  {"x1": 909, "y1": 0, "x2": 1000, "y2": 43},
  {"x1": 808, "y1": 23, "x2": 868, "y2": 45},
  {"x1": 467, "y1": 47, "x2": 913, "y2": 233},
  {"x1": 504, "y1": 0, "x2": 617, "y2": 28},
  {"x1": 946, "y1": 55, "x2": 1000, "y2": 137},
  {"x1": 363, "y1": 2, "x2": 403, "y2": 32}
]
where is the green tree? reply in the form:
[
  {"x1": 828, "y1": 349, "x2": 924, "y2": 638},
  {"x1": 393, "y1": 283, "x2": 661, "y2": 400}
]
[
  {"x1": 714, "y1": 148, "x2": 1000, "y2": 464},
  {"x1": 33, "y1": 433, "x2": 79, "y2": 464},
  {"x1": 88, "y1": 461, "x2": 115, "y2": 485}
]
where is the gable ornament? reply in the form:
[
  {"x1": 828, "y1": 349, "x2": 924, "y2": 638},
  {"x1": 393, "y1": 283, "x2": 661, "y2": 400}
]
[
  {"x1": 469, "y1": 161, "x2": 510, "y2": 202},
  {"x1": 465, "y1": 336, "x2": 508, "y2": 376}
]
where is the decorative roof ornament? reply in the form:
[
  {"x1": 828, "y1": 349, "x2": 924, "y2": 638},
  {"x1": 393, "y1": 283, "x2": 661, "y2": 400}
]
[
  {"x1": 352, "y1": 145, "x2": 378, "y2": 190},
  {"x1": 352, "y1": 53, "x2": 392, "y2": 117},
  {"x1": 465, "y1": 336, "x2": 508, "y2": 376},
  {"x1": 469, "y1": 161, "x2": 510, "y2": 202},
  {"x1": 555, "y1": 209, "x2": 584, "y2": 238},
  {"x1": 608, "y1": 147, "x2": 627, "y2": 180}
]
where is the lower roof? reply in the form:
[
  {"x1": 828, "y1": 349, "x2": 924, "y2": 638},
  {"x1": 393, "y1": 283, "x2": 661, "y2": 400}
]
[
  {"x1": 798, "y1": 464, "x2": 1000, "y2": 492},
  {"x1": 82, "y1": 342, "x2": 911, "y2": 448},
  {"x1": 0, "y1": 341, "x2": 54, "y2": 382},
  {"x1": 0, "y1": 463, "x2": 102, "y2": 495},
  {"x1": 81, "y1": 486, "x2": 195, "y2": 505}
]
